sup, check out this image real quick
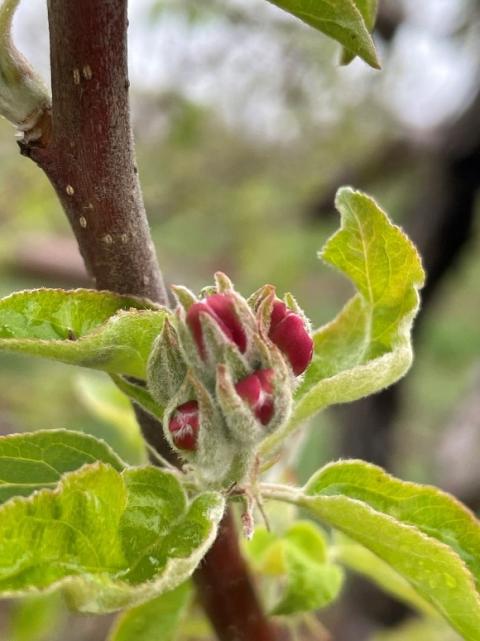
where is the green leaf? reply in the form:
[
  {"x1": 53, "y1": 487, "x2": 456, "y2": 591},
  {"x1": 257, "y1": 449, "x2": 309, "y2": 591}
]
[
  {"x1": 0, "y1": 463, "x2": 225, "y2": 612},
  {"x1": 350, "y1": 0, "x2": 378, "y2": 30},
  {"x1": 244, "y1": 528, "x2": 284, "y2": 575},
  {"x1": 273, "y1": 522, "x2": 344, "y2": 615},
  {"x1": 111, "y1": 374, "x2": 164, "y2": 421},
  {"x1": 267, "y1": 0, "x2": 380, "y2": 68},
  {"x1": 245, "y1": 521, "x2": 343, "y2": 615},
  {"x1": 107, "y1": 582, "x2": 192, "y2": 641},
  {"x1": 293, "y1": 188, "x2": 425, "y2": 426},
  {"x1": 341, "y1": 0, "x2": 378, "y2": 65},
  {"x1": 0, "y1": 289, "x2": 168, "y2": 378},
  {"x1": 271, "y1": 460, "x2": 480, "y2": 640},
  {"x1": 333, "y1": 533, "x2": 434, "y2": 615},
  {"x1": 0, "y1": 429, "x2": 125, "y2": 504}
]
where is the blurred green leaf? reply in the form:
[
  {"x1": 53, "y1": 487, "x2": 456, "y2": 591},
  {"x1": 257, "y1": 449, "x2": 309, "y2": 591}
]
[
  {"x1": 0, "y1": 429, "x2": 124, "y2": 504},
  {"x1": 245, "y1": 521, "x2": 343, "y2": 615},
  {"x1": 271, "y1": 460, "x2": 480, "y2": 640},
  {"x1": 372, "y1": 617, "x2": 463, "y2": 641},
  {"x1": 273, "y1": 521, "x2": 344, "y2": 615},
  {"x1": 75, "y1": 373, "x2": 146, "y2": 465},
  {"x1": 8, "y1": 593, "x2": 65, "y2": 641},
  {"x1": 0, "y1": 464, "x2": 224, "y2": 612},
  {"x1": 292, "y1": 188, "x2": 425, "y2": 426},
  {"x1": 107, "y1": 582, "x2": 192, "y2": 641},
  {"x1": 267, "y1": 0, "x2": 380, "y2": 68},
  {"x1": 0, "y1": 289, "x2": 167, "y2": 378},
  {"x1": 111, "y1": 374, "x2": 164, "y2": 422}
]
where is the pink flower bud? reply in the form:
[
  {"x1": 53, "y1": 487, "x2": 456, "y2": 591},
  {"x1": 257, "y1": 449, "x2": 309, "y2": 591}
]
[
  {"x1": 186, "y1": 293, "x2": 247, "y2": 358},
  {"x1": 268, "y1": 300, "x2": 313, "y2": 375},
  {"x1": 168, "y1": 400, "x2": 199, "y2": 450},
  {"x1": 235, "y1": 369, "x2": 274, "y2": 425}
]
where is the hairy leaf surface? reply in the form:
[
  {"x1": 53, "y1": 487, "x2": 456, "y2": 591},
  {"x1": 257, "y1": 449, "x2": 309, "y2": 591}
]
[
  {"x1": 290, "y1": 461, "x2": 480, "y2": 640},
  {"x1": 333, "y1": 533, "x2": 434, "y2": 614},
  {"x1": 0, "y1": 289, "x2": 167, "y2": 378},
  {"x1": 0, "y1": 464, "x2": 224, "y2": 612},
  {"x1": 292, "y1": 188, "x2": 425, "y2": 426}
]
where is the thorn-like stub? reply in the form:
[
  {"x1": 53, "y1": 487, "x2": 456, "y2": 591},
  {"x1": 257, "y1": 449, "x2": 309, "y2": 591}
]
[{"x1": 0, "y1": 0, "x2": 51, "y2": 135}]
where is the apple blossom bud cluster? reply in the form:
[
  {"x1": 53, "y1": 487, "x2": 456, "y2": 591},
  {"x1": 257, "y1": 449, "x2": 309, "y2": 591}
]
[{"x1": 147, "y1": 273, "x2": 313, "y2": 487}]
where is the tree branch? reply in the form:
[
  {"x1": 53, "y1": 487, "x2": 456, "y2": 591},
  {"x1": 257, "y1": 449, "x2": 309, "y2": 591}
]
[
  {"x1": 20, "y1": 0, "x2": 166, "y2": 301},
  {"x1": 195, "y1": 510, "x2": 286, "y2": 641},
  {"x1": 18, "y1": 2, "x2": 277, "y2": 640}
]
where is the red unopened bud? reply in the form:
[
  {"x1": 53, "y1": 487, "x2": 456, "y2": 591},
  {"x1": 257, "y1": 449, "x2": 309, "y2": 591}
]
[
  {"x1": 268, "y1": 300, "x2": 313, "y2": 375},
  {"x1": 186, "y1": 293, "x2": 247, "y2": 358},
  {"x1": 235, "y1": 369, "x2": 274, "y2": 425},
  {"x1": 168, "y1": 400, "x2": 199, "y2": 450}
]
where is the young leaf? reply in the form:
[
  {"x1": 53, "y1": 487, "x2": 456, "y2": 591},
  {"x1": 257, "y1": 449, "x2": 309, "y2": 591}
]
[
  {"x1": 292, "y1": 188, "x2": 425, "y2": 426},
  {"x1": 245, "y1": 521, "x2": 343, "y2": 615},
  {"x1": 265, "y1": 460, "x2": 480, "y2": 640},
  {"x1": 341, "y1": 0, "x2": 378, "y2": 65},
  {"x1": 107, "y1": 582, "x2": 192, "y2": 641},
  {"x1": 0, "y1": 463, "x2": 225, "y2": 612},
  {"x1": 0, "y1": 289, "x2": 168, "y2": 378},
  {"x1": 0, "y1": 429, "x2": 125, "y2": 504},
  {"x1": 267, "y1": 0, "x2": 380, "y2": 68},
  {"x1": 272, "y1": 522, "x2": 344, "y2": 615}
]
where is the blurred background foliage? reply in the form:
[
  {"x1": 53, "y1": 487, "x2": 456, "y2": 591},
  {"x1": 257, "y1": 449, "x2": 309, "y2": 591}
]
[{"x1": 0, "y1": 0, "x2": 479, "y2": 639}]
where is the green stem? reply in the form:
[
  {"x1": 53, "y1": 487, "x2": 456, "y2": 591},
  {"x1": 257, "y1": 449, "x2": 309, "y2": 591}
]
[
  {"x1": 260, "y1": 483, "x2": 303, "y2": 505},
  {"x1": 110, "y1": 374, "x2": 164, "y2": 422}
]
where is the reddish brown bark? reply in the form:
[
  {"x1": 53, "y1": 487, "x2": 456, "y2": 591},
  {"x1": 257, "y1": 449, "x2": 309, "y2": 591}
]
[
  {"x1": 195, "y1": 510, "x2": 284, "y2": 641},
  {"x1": 19, "y1": 2, "x2": 278, "y2": 640},
  {"x1": 21, "y1": 0, "x2": 166, "y2": 301}
]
